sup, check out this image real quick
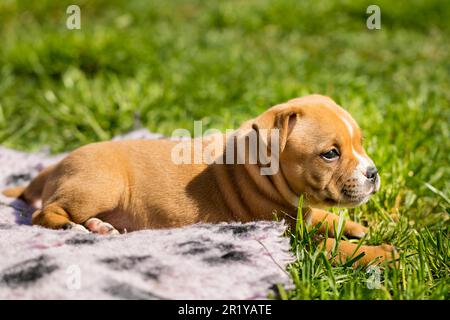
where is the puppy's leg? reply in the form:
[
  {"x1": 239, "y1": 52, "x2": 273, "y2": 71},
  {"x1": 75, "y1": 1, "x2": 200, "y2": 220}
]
[
  {"x1": 320, "y1": 238, "x2": 397, "y2": 267},
  {"x1": 305, "y1": 208, "x2": 368, "y2": 238},
  {"x1": 32, "y1": 161, "x2": 127, "y2": 232},
  {"x1": 33, "y1": 203, "x2": 120, "y2": 235},
  {"x1": 32, "y1": 204, "x2": 88, "y2": 232},
  {"x1": 84, "y1": 217, "x2": 120, "y2": 235}
]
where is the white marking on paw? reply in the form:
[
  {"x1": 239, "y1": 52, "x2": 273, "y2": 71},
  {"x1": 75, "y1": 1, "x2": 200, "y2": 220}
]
[
  {"x1": 85, "y1": 218, "x2": 120, "y2": 235},
  {"x1": 70, "y1": 223, "x2": 90, "y2": 233}
]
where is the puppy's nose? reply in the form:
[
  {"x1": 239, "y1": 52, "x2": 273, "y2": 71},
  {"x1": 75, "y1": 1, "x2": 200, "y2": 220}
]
[{"x1": 365, "y1": 166, "x2": 378, "y2": 181}]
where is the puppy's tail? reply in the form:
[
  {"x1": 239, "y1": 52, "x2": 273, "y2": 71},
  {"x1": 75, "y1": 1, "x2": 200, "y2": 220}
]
[
  {"x1": 2, "y1": 165, "x2": 56, "y2": 205},
  {"x1": 2, "y1": 187, "x2": 26, "y2": 198}
]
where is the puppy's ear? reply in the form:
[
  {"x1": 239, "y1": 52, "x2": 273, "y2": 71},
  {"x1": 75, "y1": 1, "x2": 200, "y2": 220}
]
[{"x1": 252, "y1": 104, "x2": 300, "y2": 153}]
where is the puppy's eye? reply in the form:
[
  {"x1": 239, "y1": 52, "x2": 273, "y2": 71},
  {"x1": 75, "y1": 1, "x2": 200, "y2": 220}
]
[{"x1": 321, "y1": 149, "x2": 340, "y2": 161}]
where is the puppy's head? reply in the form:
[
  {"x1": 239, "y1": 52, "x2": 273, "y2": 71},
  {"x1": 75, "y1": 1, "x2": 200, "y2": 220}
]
[{"x1": 252, "y1": 94, "x2": 379, "y2": 208}]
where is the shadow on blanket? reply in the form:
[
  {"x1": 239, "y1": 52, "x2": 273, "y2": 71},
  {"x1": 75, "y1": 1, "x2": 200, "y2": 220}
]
[
  {"x1": 0, "y1": 130, "x2": 294, "y2": 299},
  {"x1": 8, "y1": 199, "x2": 33, "y2": 225}
]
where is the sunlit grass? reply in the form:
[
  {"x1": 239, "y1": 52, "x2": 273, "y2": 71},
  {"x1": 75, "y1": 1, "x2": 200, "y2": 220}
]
[{"x1": 0, "y1": 0, "x2": 448, "y2": 299}]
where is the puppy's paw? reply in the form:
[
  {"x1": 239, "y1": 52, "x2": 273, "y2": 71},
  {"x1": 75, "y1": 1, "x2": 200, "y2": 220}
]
[
  {"x1": 84, "y1": 218, "x2": 120, "y2": 235},
  {"x1": 344, "y1": 221, "x2": 368, "y2": 239},
  {"x1": 379, "y1": 244, "x2": 398, "y2": 259},
  {"x1": 367, "y1": 243, "x2": 399, "y2": 266},
  {"x1": 62, "y1": 223, "x2": 90, "y2": 233}
]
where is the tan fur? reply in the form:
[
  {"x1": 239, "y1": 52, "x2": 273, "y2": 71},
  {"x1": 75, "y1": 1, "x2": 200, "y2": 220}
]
[{"x1": 2, "y1": 95, "x2": 397, "y2": 266}]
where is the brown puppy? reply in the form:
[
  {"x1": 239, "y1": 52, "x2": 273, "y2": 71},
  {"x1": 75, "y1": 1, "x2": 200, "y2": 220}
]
[{"x1": 3, "y1": 95, "x2": 396, "y2": 266}]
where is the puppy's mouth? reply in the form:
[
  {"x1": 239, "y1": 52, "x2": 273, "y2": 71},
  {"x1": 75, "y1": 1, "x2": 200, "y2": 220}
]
[
  {"x1": 319, "y1": 184, "x2": 378, "y2": 208},
  {"x1": 323, "y1": 197, "x2": 338, "y2": 205},
  {"x1": 340, "y1": 186, "x2": 377, "y2": 207},
  {"x1": 306, "y1": 178, "x2": 379, "y2": 208},
  {"x1": 321, "y1": 195, "x2": 369, "y2": 208}
]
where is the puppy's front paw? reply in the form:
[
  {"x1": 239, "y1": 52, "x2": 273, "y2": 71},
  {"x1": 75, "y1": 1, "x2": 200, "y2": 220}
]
[
  {"x1": 84, "y1": 218, "x2": 120, "y2": 235},
  {"x1": 366, "y1": 244, "x2": 399, "y2": 266},
  {"x1": 344, "y1": 221, "x2": 368, "y2": 239}
]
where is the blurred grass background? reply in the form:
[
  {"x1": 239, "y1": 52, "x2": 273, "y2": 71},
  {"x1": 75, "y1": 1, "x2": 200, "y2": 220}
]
[{"x1": 0, "y1": 0, "x2": 449, "y2": 299}]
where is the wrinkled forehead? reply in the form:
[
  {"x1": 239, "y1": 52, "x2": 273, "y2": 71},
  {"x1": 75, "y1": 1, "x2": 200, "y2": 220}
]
[
  {"x1": 300, "y1": 103, "x2": 363, "y2": 144},
  {"x1": 326, "y1": 104, "x2": 362, "y2": 142}
]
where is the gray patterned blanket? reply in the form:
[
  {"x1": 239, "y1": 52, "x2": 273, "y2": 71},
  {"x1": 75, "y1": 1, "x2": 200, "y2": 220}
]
[{"x1": 0, "y1": 130, "x2": 293, "y2": 299}]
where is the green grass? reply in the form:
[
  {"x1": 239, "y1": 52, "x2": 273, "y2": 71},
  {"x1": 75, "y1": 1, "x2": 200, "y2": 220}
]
[{"x1": 0, "y1": 0, "x2": 449, "y2": 299}]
